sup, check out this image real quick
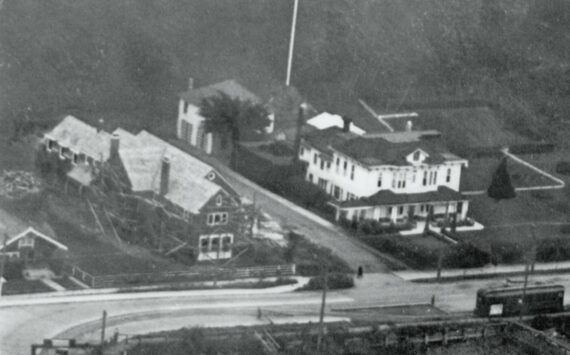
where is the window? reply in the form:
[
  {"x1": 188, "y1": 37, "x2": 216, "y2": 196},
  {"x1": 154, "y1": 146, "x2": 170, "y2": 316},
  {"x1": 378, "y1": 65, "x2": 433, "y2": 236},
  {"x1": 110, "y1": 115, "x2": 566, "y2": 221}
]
[
  {"x1": 327, "y1": 161, "x2": 331, "y2": 169},
  {"x1": 333, "y1": 185, "x2": 343, "y2": 200},
  {"x1": 446, "y1": 168, "x2": 451, "y2": 183},
  {"x1": 420, "y1": 204, "x2": 425, "y2": 213},
  {"x1": 308, "y1": 173, "x2": 313, "y2": 182},
  {"x1": 60, "y1": 146, "x2": 72, "y2": 159},
  {"x1": 18, "y1": 236, "x2": 34, "y2": 248},
  {"x1": 180, "y1": 120, "x2": 193, "y2": 143},
  {"x1": 222, "y1": 235, "x2": 232, "y2": 252},
  {"x1": 343, "y1": 161, "x2": 348, "y2": 176},
  {"x1": 423, "y1": 171, "x2": 427, "y2": 186},
  {"x1": 300, "y1": 147, "x2": 305, "y2": 156},
  {"x1": 200, "y1": 237, "x2": 209, "y2": 252},
  {"x1": 313, "y1": 153, "x2": 318, "y2": 164},
  {"x1": 72, "y1": 153, "x2": 79, "y2": 165},
  {"x1": 216, "y1": 195, "x2": 223, "y2": 206},
  {"x1": 377, "y1": 173, "x2": 382, "y2": 187},
  {"x1": 413, "y1": 151, "x2": 420, "y2": 161},
  {"x1": 207, "y1": 212, "x2": 229, "y2": 226},
  {"x1": 350, "y1": 165, "x2": 355, "y2": 180},
  {"x1": 336, "y1": 157, "x2": 340, "y2": 172},
  {"x1": 47, "y1": 139, "x2": 57, "y2": 152},
  {"x1": 318, "y1": 178, "x2": 328, "y2": 190},
  {"x1": 388, "y1": 206, "x2": 393, "y2": 215},
  {"x1": 210, "y1": 236, "x2": 220, "y2": 251},
  {"x1": 396, "y1": 173, "x2": 406, "y2": 189},
  {"x1": 320, "y1": 160, "x2": 325, "y2": 170},
  {"x1": 398, "y1": 206, "x2": 404, "y2": 215}
]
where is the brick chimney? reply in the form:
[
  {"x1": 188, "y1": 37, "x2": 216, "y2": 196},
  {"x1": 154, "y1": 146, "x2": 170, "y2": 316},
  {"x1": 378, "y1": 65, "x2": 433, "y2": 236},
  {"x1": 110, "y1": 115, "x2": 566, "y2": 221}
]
[
  {"x1": 159, "y1": 157, "x2": 170, "y2": 196},
  {"x1": 342, "y1": 116, "x2": 352, "y2": 133},
  {"x1": 406, "y1": 120, "x2": 413, "y2": 132},
  {"x1": 110, "y1": 134, "x2": 120, "y2": 159},
  {"x1": 188, "y1": 77, "x2": 194, "y2": 91}
]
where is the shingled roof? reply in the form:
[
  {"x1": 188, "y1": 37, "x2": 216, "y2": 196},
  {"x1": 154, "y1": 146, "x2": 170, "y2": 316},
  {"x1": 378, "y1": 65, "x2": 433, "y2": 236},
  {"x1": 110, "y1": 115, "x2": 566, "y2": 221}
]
[
  {"x1": 334, "y1": 186, "x2": 465, "y2": 208},
  {"x1": 331, "y1": 132, "x2": 463, "y2": 167},
  {"x1": 118, "y1": 130, "x2": 223, "y2": 214},
  {"x1": 179, "y1": 79, "x2": 262, "y2": 106},
  {"x1": 44, "y1": 115, "x2": 113, "y2": 161}
]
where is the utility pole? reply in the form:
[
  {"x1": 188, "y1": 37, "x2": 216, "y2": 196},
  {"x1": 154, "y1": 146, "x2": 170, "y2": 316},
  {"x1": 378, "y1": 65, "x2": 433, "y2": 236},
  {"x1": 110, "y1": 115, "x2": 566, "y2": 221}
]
[
  {"x1": 100, "y1": 310, "x2": 107, "y2": 355},
  {"x1": 0, "y1": 234, "x2": 7, "y2": 298},
  {"x1": 316, "y1": 263, "x2": 328, "y2": 353},
  {"x1": 519, "y1": 262, "x2": 530, "y2": 321},
  {"x1": 285, "y1": 0, "x2": 299, "y2": 86}
]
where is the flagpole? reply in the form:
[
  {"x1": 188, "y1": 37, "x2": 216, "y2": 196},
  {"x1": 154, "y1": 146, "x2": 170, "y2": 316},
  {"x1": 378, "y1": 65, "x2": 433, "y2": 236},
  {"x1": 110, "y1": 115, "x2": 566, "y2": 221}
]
[{"x1": 286, "y1": 0, "x2": 299, "y2": 86}]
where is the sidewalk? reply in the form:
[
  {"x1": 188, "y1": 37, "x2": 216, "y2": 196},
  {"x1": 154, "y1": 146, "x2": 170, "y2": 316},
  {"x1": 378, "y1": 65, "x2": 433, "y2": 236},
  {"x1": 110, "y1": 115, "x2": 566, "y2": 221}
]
[
  {"x1": 0, "y1": 276, "x2": 310, "y2": 308},
  {"x1": 395, "y1": 261, "x2": 570, "y2": 282}
]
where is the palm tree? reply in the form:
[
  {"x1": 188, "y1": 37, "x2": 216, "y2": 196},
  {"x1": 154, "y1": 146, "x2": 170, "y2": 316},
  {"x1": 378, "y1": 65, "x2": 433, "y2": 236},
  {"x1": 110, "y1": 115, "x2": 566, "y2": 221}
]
[{"x1": 200, "y1": 92, "x2": 270, "y2": 167}]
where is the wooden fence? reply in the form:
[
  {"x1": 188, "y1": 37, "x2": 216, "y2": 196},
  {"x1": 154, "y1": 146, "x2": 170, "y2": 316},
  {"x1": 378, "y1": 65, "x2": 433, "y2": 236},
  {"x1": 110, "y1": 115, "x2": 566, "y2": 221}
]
[{"x1": 70, "y1": 264, "x2": 296, "y2": 288}]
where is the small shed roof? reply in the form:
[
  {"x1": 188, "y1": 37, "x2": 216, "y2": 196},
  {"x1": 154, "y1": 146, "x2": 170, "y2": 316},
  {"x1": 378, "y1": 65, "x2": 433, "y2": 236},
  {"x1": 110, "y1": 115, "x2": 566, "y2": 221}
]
[{"x1": 306, "y1": 112, "x2": 366, "y2": 135}]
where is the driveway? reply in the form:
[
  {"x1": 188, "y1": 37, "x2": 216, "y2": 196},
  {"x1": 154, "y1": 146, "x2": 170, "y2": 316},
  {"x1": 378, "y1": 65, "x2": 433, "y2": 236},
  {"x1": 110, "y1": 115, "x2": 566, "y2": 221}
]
[{"x1": 208, "y1": 159, "x2": 401, "y2": 274}]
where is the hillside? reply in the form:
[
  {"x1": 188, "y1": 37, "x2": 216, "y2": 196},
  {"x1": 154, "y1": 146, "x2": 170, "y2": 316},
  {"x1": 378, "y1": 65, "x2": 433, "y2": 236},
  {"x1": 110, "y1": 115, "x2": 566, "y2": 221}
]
[{"x1": 0, "y1": 0, "x2": 569, "y2": 144}]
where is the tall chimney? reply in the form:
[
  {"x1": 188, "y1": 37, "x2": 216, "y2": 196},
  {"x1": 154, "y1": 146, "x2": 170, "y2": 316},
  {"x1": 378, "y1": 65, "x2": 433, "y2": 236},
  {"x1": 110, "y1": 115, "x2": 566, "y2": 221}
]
[
  {"x1": 110, "y1": 134, "x2": 120, "y2": 159},
  {"x1": 159, "y1": 157, "x2": 170, "y2": 196},
  {"x1": 97, "y1": 118, "x2": 104, "y2": 133},
  {"x1": 406, "y1": 120, "x2": 413, "y2": 132},
  {"x1": 188, "y1": 77, "x2": 194, "y2": 90},
  {"x1": 342, "y1": 116, "x2": 352, "y2": 133}
]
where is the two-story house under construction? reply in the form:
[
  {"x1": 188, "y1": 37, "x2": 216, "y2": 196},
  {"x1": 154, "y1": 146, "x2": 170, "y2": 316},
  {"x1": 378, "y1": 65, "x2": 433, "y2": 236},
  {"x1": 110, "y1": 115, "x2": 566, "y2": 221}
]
[
  {"x1": 299, "y1": 122, "x2": 470, "y2": 225},
  {"x1": 44, "y1": 116, "x2": 242, "y2": 261}
]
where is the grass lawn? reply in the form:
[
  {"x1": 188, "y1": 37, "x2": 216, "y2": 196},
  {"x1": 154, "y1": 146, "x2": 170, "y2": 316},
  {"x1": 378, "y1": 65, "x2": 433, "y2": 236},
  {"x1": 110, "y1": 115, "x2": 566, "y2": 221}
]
[
  {"x1": 457, "y1": 192, "x2": 570, "y2": 263},
  {"x1": 2, "y1": 280, "x2": 54, "y2": 296},
  {"x1": 461, "y1": 155, "x2": 558, "y2": 192},
  {"x1": 384, "y1": 106, "x2": 528, "y2": 153}
]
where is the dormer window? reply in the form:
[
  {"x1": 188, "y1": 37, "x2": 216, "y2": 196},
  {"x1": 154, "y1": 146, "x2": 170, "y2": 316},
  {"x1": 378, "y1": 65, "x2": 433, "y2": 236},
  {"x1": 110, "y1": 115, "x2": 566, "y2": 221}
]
[{"x1": 413, "y1": 151, "x2": 420, "y2": 161}]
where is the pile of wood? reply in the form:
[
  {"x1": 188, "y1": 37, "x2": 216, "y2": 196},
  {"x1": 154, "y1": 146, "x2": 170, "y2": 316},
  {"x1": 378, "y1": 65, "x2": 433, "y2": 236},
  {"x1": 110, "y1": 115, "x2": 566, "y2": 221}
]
[{"x1": 0, "y1": 170, "x2": 42, "y2": 198}]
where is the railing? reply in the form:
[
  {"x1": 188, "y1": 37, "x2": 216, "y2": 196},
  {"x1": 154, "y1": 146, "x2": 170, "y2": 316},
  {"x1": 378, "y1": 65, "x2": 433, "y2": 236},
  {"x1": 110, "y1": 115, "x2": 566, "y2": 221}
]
[{"x1": 70, "y1": 264, "x2": 296, "y2": 288}]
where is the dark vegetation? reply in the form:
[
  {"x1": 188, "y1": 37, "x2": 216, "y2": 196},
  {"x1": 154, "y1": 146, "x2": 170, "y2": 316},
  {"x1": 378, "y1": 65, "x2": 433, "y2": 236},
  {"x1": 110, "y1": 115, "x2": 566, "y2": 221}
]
[
  {"x1": 299, "y1": 272, "x2": 355, "y2": 291},
  {"x1": 2, "y1": 0, "x2": 570, "y2": 148}
]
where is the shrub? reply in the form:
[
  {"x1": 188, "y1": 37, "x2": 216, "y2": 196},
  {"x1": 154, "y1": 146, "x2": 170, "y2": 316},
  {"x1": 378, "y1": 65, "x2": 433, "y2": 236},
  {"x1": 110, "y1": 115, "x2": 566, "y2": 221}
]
[
  {"x1": 490, "y1": 240, "x2": 525, "y2": 264},
  {"x1": 359, "y1": 235, "x2": 439, "y2": 269},
  {"x1": 443, "y1": 243, "x2": 490, "y2": 268},
  {"x1": 531, "y1": 315, "x2": 554, "y2": 330},
  {"x1": 536, "y1": 238, "x2": 570, "y2": 262},
  {"x1": 300, "y1": 272, "x2": 354, "y2": 290},
  {"x1": 556, "y1": 161, "x2": 570, "y2": 175}
]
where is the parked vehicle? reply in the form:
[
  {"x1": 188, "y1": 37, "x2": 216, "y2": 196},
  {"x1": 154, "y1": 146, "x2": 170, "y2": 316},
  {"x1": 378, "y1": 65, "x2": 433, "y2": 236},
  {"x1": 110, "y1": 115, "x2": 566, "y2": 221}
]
[{"x1": 474, "y1": 284, "x2": 564, "y2": 317}]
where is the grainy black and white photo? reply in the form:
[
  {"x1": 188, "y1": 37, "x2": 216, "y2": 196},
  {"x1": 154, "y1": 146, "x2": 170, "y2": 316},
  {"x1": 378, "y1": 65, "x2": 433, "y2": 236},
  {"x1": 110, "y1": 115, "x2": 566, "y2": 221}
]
[{"x1": 0, "y1": 0, "x2": 569, "y2": 354}]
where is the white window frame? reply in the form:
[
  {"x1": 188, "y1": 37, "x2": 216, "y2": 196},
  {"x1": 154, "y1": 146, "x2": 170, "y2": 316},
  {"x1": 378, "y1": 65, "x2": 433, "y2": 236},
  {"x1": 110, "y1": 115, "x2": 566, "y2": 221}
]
[
  {"x1": 18, "y1": 236, "x2": 35, "y2": 248},
  {"x1": 207, "y1": 212, "x2": 229, "y2": 226}
]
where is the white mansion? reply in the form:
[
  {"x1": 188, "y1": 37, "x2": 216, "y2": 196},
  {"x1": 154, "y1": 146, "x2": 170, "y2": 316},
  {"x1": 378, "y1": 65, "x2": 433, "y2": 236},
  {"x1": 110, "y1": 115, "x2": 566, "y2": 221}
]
[{"x1": 299, "y1": 122, "x2": 470, "y2": 224}]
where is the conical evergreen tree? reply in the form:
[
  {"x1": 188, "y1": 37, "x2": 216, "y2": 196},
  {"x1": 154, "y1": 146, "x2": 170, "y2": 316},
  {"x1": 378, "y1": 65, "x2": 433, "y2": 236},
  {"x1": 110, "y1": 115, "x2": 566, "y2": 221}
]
[{"x1": 487, "y1": 157, "x2": 516, "y2": 201}]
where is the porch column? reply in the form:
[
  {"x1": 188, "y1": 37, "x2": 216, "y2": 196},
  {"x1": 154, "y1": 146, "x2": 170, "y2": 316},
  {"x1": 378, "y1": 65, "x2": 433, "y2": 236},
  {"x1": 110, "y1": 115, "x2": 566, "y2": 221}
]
[{"x1": 460, "y1": 200, "x2": 469, "y2": 220}]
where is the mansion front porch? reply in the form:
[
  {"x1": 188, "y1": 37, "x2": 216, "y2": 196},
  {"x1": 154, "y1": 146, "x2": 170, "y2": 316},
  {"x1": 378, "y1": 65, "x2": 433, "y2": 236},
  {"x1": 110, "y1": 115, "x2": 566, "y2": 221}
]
[{"x1": 330, "y1": 186, "x2": 469, "y2": 225}]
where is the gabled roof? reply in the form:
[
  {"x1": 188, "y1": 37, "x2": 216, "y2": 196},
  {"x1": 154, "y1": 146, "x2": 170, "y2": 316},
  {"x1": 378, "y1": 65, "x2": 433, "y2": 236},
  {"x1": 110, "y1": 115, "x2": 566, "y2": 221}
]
[
  {"x1": 334, "y1": 186, "x2": 465, "y2": 208},
  {"x1": 44, "y1": 115, "x2": 113, "y2": 161},
  {"x1": 331, "y1": 132, "x2": 464, "y2": 167},
  {"x1": 0, "y1": 227, "x2": 68, "y2": 251},
  {"x1": 179, "y1": 79, "x2": 262, "y2": 106},
  {"x1": 306, "y1": 112, "x2": 366, "y2": 135},
  {"x1": 118, "y1": 130, "x2": 223, "y2": 214}
]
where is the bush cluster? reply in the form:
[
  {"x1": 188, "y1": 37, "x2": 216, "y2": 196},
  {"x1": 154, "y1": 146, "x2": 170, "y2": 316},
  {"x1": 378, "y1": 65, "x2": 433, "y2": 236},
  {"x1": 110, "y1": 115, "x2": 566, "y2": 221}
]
[
  {"x1": 443, "y1": 243, "x2": 490, "y2": 268},
  {"x1": 300, "y1": 272, "x2": 354, "y2": 290},
  {"x1": 536, "y1": 238, "x2": 570, "y2": 262},
  {"x1": 490, "y1": 240, "x2": 525, "y2": 264}
]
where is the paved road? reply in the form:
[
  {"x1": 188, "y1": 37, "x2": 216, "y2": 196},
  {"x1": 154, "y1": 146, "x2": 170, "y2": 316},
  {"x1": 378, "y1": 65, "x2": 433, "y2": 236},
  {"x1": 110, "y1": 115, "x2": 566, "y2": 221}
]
[
  {"x1": 198, "y1": 153, "x2": 402, "y2": 273},
  {"x1": 6, "y1": 271, "x2": 570, "y2": 354}
]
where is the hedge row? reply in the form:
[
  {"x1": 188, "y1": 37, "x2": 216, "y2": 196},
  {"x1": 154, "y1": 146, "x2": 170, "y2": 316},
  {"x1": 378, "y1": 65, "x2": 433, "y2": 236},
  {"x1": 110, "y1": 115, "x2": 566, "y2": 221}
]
[{"x1": 299, "y1": 272, "x2": 355, "y2": 290}]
